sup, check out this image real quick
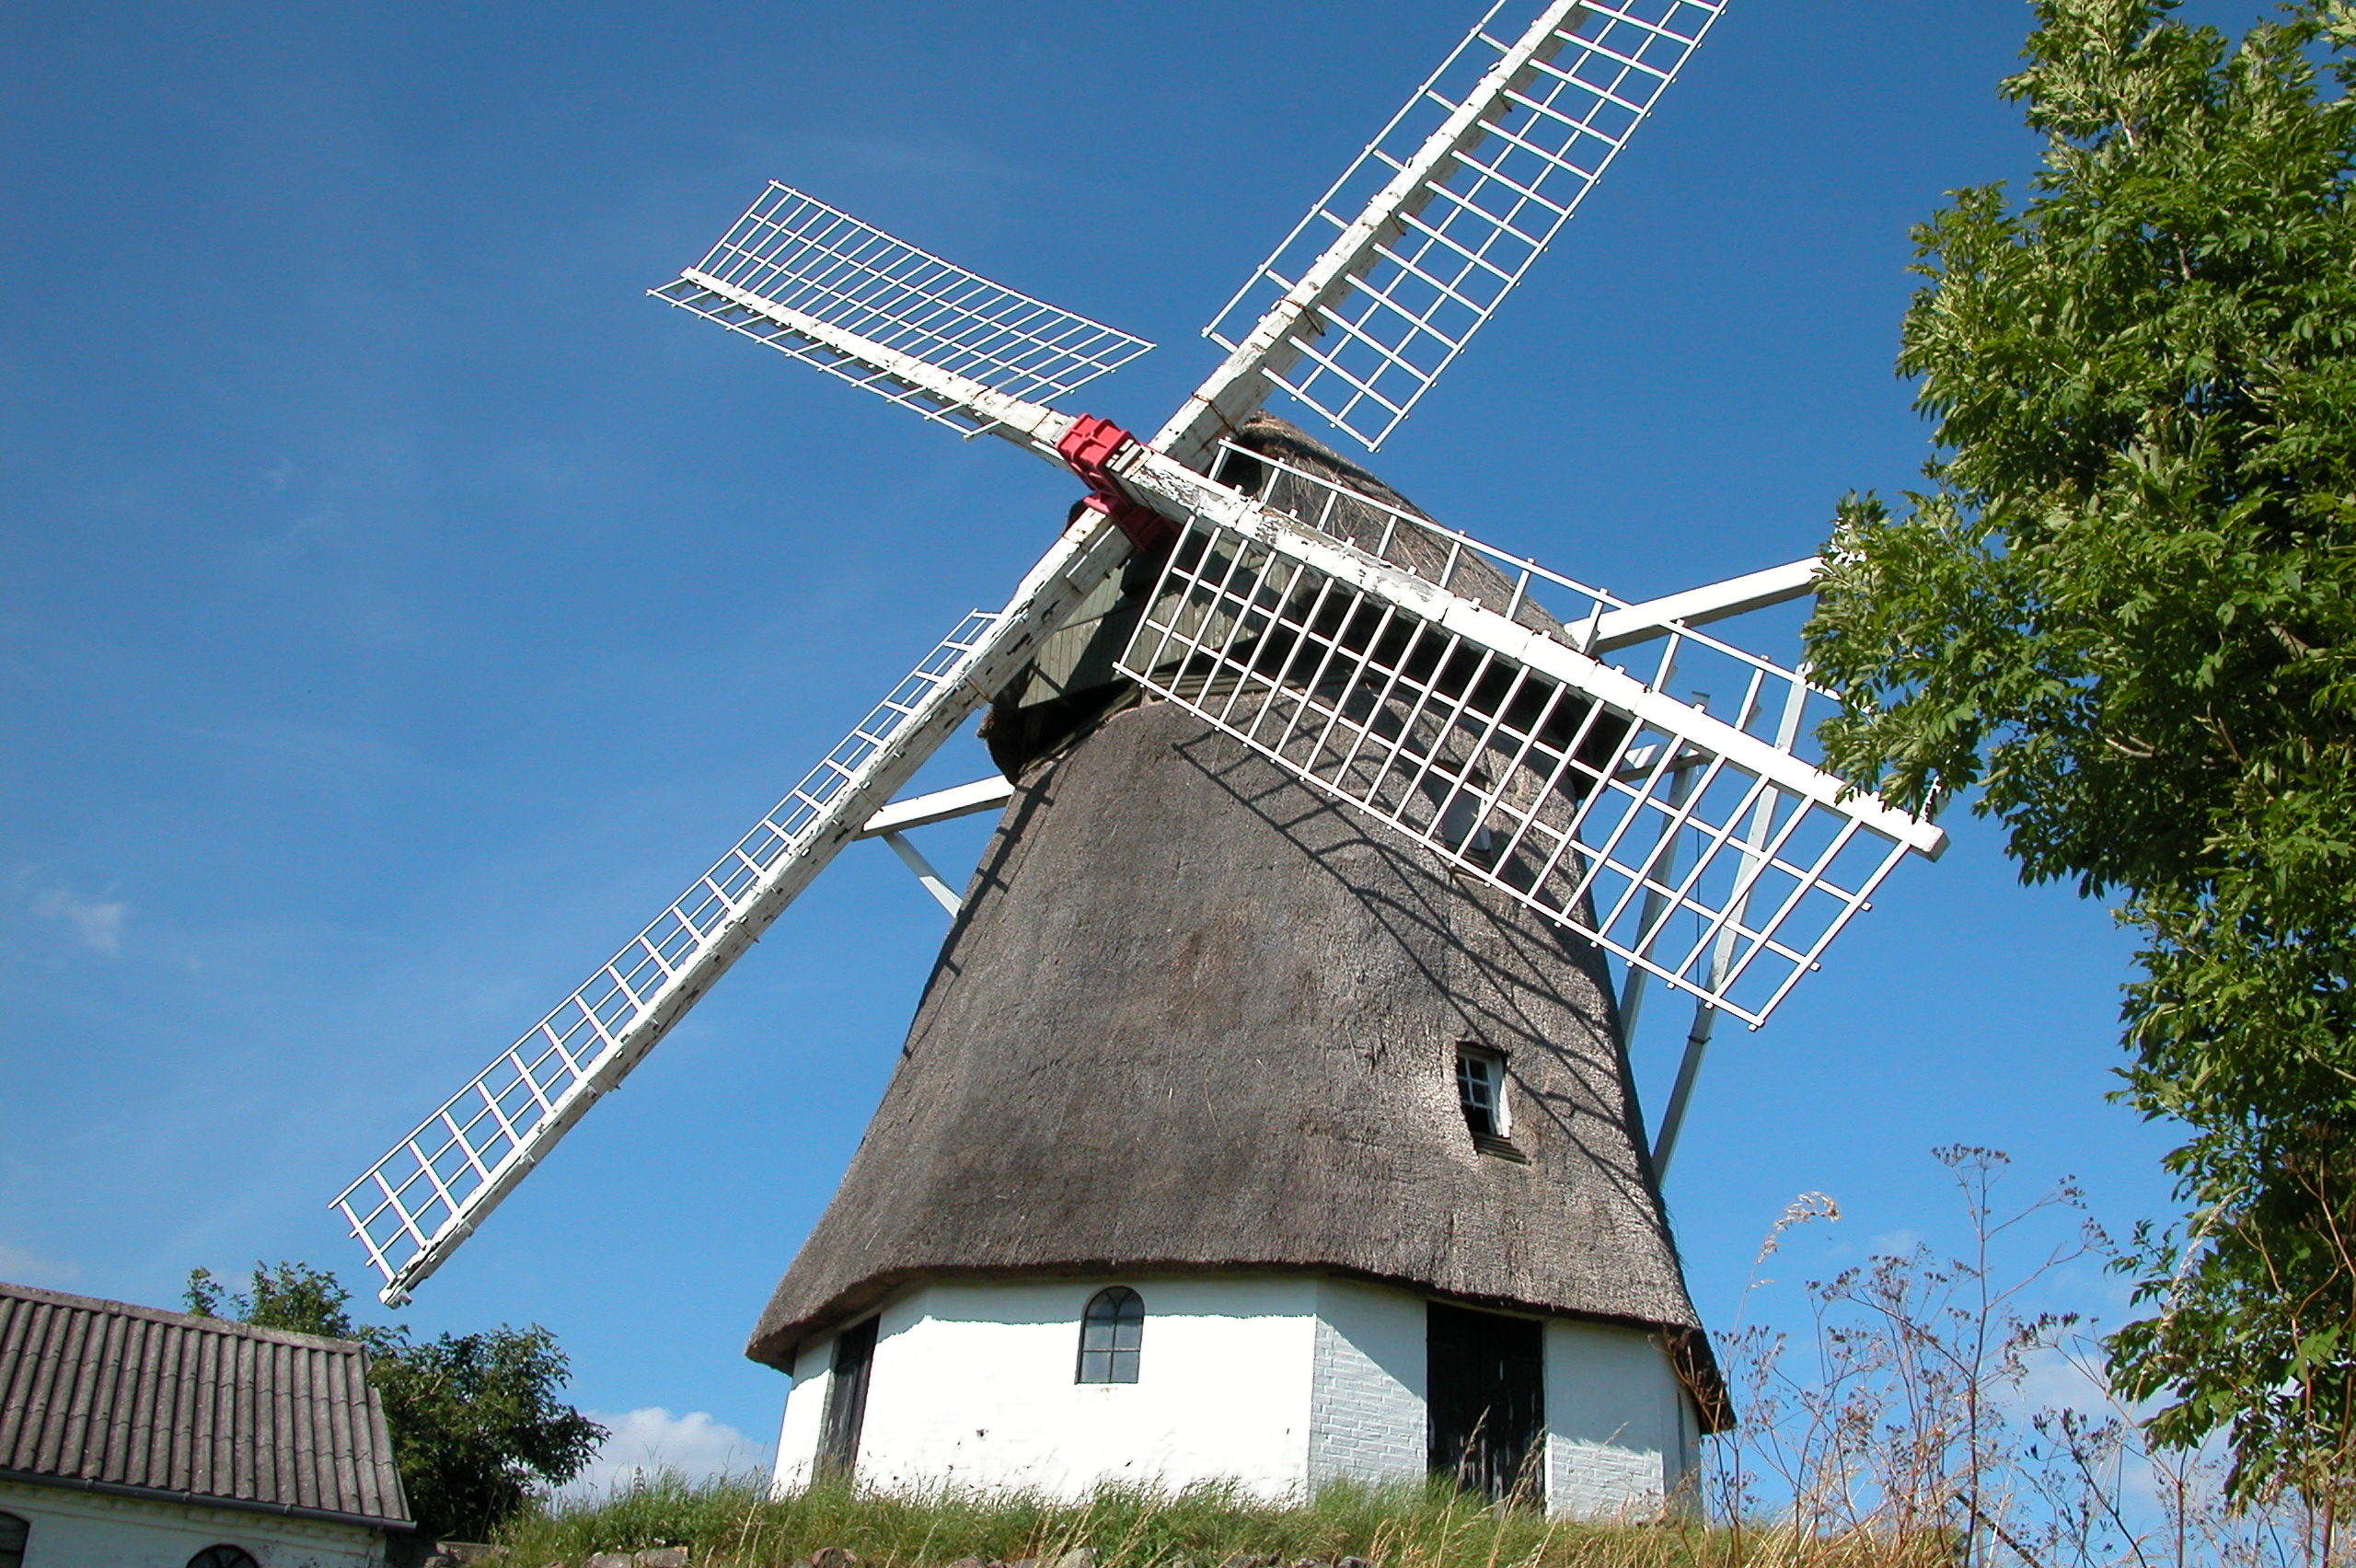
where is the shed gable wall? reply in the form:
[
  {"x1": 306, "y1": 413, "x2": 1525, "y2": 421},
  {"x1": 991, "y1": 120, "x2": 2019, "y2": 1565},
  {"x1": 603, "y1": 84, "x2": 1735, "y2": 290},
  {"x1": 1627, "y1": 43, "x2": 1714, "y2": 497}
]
[{"x1": 0, "y1": 1478, "x2": 386, "y2": 1568}]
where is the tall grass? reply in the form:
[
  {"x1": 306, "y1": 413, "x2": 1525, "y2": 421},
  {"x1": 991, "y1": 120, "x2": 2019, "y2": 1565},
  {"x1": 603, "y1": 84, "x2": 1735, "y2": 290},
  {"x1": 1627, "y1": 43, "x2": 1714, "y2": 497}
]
[
  {"x1": 495, "y1": 1475, "x2": 1943, "y2": 1568},
  {"x1": 1708, "y1": 1149, "x2": 2342, "y2": 1567}
]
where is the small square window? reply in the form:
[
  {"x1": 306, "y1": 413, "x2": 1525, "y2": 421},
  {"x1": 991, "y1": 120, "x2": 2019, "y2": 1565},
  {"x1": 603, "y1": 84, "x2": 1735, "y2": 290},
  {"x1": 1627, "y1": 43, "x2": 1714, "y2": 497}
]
[
  {"x1": 1456, "y1": 1046, "x2": 1507, "y2": 1138},
  {"x1": 1455, "y1": 1046, "x2": 1526, "y2": 1159}
]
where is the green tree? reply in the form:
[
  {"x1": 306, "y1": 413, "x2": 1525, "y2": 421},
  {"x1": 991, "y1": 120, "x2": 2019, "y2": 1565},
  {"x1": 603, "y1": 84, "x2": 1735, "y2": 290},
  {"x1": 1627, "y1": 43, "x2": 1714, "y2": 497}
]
[
  {"x1": 187, "y1": 1262, "x2": 606, "y2": 1540},
  {"x1": 185, "y1": 1262, "x2": 362, "y2": 1338},
  {"x1": 366, "y1": 1322, "x2": 608, "y2": 1543},
  {"x1": 1802, "y1": 0, "x2": 2356, "y2": 1514}
]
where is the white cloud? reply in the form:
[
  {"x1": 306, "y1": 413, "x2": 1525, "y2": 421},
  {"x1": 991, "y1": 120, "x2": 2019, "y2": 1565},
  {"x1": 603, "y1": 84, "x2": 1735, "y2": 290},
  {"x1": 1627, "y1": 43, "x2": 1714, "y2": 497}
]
[
  {"x1": 806, "y1": 133, "x2": 1036, "y2": 188},
  {"x1": 33, "y1": 886, "x2": 127, "y2": 955},
  {"x1": 567, "y1": 1408, "x2": 772, "y2": 1495},
  {"x1": 0, "y1": 1240, "x2": 81, "y2": 1286}
]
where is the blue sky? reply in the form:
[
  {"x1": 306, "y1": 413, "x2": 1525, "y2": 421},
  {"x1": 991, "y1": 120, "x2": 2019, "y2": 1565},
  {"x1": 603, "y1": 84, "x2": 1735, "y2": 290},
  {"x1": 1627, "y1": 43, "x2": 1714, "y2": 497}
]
[{"x1": 2, "y1": 0, "x2": 2252, "y2": 1478}]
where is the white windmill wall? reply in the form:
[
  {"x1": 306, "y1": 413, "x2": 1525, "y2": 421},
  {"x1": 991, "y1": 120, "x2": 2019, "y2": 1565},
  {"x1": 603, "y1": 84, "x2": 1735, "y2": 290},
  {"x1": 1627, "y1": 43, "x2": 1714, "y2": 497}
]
[
  {"x1": 1542, "y1": 1320, "x2": 1700, "y2": 1517},
  {"x1": 774, "y1": 1277, "x2": 1321, "y2": 1497},
  {"x1": 771, "y1": 1274, "x2": 1698, "y2": 1516},
  {"x1": 774, "y1": 1334, "x2": 831, "y2": 1492},
  {"x1": 1304, "y1": 1278, "x2": 1426, "y2": 1488}
]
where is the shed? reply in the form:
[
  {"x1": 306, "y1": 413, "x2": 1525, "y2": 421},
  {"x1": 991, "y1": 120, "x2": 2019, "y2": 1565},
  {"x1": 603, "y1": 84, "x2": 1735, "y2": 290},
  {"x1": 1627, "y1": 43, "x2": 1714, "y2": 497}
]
[{"x1": 0, "y1": 1280, "x2": 410, "y2": 1568}]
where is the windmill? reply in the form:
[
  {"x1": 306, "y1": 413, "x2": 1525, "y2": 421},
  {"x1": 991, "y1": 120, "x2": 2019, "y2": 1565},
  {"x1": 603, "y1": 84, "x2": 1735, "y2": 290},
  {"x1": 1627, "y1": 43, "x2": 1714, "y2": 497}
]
[{"x1": 334, "y1": 0, "x2": 1945, "y2": 1515}]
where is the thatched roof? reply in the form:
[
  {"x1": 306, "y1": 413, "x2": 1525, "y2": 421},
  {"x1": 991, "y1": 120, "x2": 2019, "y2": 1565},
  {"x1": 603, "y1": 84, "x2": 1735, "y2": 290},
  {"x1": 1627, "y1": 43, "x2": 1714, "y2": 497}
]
[{"x1": 752, "y1": 418, "x2": 1724, "y2": 1425}]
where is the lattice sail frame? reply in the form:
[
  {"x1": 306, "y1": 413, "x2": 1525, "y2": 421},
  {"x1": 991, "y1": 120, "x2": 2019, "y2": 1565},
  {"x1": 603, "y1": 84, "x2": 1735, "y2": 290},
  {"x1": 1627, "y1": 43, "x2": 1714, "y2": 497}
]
[
  {"x1": 1201, "y1": 0, "x2": 1724, "y2": 451},
  {"x1": 336, "y1": 612, "x2": 1011, "y2": 1298},
  {"x1": 1114, "y1": 444, "x2": 1944, "y2": 1027},
  {"x1": 653, "y1": 183, "x2": 1152, "y2": 436}
]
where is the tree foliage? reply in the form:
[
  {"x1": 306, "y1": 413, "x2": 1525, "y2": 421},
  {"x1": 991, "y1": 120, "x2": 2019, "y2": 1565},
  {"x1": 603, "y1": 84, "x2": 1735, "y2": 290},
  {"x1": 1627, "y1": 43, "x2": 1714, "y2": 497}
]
[
  {"x1": 187, "y1": 1261, "x2": 606, "y2": 1540},
  {"x1": 368, "y1": 1321, "x2": 609, "y2": 1544},
  {"x1": 185, "y1": 1261, "x2": 363, "y2": 1338},
  {"x1": 1802, "y1": 0, "x2": 2356, "y2": 1507}
]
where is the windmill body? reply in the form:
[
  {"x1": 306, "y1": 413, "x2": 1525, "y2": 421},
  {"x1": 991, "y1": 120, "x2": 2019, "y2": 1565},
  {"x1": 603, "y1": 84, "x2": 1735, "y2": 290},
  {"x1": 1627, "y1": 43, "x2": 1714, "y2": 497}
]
[
  {"x1": 772, "y1": 1285, "x2": 1698, "y2": 1508},
  {"x1": 331, "y1": 0, "x2": 1946, "y2": 1519},
  {"x1": 756, "y1": 432, "x2": 1719, "y2": 1505}
]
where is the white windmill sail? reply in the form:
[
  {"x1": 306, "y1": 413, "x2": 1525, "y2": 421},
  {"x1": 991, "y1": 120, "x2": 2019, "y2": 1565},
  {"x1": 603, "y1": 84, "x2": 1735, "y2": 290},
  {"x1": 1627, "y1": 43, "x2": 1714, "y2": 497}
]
[
  {"x1": 1101, "y1": 441, "x2": 1945, "y2": 1028},
  {"x1": 1165, "y1": 0, "x2": 1725, "y2": 460},
  {"x1": 653, "y1": 183, "x2": 1151, "y2": 445},
  {"x1": 337, "y1": 189, "x2": 1167, "y2": 1302}
]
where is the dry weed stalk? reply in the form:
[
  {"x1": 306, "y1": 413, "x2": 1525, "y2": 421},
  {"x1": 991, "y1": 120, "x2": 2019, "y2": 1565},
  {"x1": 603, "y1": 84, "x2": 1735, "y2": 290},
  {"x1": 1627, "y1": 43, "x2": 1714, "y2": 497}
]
[{"x1": 1708, "y1": 1147, "x2": 2351, "y2": 1568}]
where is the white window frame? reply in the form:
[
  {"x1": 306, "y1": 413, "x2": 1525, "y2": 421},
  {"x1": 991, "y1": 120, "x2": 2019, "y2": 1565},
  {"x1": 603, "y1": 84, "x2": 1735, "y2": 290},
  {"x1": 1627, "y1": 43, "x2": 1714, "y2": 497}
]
[{"x1": 1455, "y1": 1043, "x2": 1511, "y2": 1141}]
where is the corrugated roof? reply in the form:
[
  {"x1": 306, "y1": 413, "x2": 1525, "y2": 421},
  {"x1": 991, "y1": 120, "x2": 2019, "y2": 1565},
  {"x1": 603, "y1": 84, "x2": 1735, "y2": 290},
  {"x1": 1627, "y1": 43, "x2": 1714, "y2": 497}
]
[{"x1": 0, "y1": 1280, "x2": 410, "y2": 1528}]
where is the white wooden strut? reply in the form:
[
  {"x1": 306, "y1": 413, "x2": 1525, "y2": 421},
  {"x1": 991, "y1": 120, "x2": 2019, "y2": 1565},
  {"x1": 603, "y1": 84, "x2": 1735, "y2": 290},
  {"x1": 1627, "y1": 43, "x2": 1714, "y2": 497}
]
[
  {"x1": 861, "y1": 777, "x2": 1018, "y2": 916},
  {"x1": 858, "y1": 777, "x2": 1015, "y2": 838}
]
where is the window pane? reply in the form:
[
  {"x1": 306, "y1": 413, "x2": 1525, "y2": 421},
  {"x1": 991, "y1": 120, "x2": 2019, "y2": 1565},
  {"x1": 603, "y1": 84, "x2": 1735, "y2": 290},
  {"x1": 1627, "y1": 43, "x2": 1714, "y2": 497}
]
[
  {"x1": 1457, "y1": 1051, "x2": 1501, "y2": 1137},
  {"x1": 1077, "y1": 1288, "x2": 1144, "y2": 1384}
]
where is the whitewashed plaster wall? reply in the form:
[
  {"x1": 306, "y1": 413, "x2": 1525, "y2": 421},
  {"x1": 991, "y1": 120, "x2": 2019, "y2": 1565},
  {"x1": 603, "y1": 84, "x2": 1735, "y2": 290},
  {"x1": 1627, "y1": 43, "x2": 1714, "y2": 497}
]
[
  {"x1": 771, "y1": 1274, "x2": 1696, "y2": 1519},
  {"x1": 774, "y1": 1332, "x2": 831, "y2": 1492},
  {"x1": 1304, "y1": 1279, "x2": 1425, "y2": 1489},
  {"x1": 1541, "y1": 1319, "x2": 1698, "y2": 1518},
  {"x1": 777, "y1": 1278, "x2": 1321, "y2": 1499},
  {"x1": 0, "y1": 1480, "x2": 390, "y2": 1568}
]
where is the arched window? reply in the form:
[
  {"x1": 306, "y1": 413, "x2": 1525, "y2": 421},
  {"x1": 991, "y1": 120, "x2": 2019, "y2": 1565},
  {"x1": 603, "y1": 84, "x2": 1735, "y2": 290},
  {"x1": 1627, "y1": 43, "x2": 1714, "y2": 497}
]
[
  {"x1": 187, "y1": 1546, "x2": 260, "y2": 1568},
  {"x1": 1076, "y1": 1286, "x2": 1143, "y2": 1384},
  {"x1": 0, "y1": 1510, "x2": 28, "y2": 1568}
]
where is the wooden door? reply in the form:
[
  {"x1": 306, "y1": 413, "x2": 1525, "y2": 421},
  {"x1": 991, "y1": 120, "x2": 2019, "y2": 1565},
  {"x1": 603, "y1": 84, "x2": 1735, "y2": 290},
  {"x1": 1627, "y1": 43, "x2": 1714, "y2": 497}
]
[
  {"x1": 1426, "y1": 1301, "x2": 1545, "y2": 1502},
  {"x1": 815, "y1": 1316, "x2": 878, "y2": 1482}
]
